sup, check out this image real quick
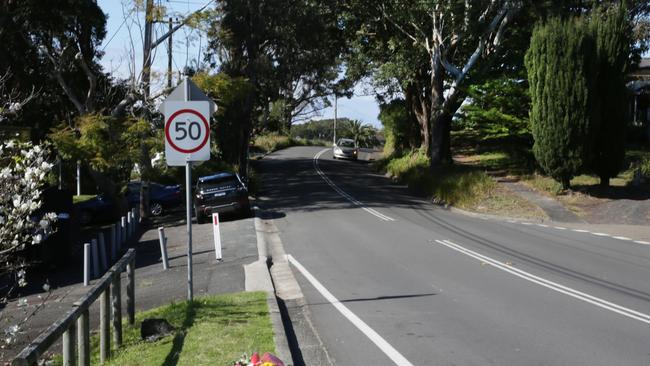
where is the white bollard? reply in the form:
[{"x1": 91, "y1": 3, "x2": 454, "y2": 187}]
[
  {"x1": 98, "y1": 232, "x2": 108, "y2": 270},
  {"x1": 83, "y1": 243, "x2": 90, "y2": 286},
  {"x1": 158, "y1": 227, "x2": 169, "y2": 270},
  {"x1": 127, "y1": 212, "x2": 133, "y2": 237},
  {"x1": 121, "y1": 216, "x2": 127, "y2": 243},
  {"x1": 110, "y1": 224, "x2": 117, "y2": 261},
  {"x1": 91, "y1": 239, "x2": 99, "y2": 278},
  {"x1": 212, "y1": 213, "x2": 222, "y2": 261}
]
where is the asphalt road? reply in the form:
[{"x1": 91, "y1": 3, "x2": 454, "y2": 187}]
[{"x1": 256, "y1": 146, "x2": 650, "y2": 366}]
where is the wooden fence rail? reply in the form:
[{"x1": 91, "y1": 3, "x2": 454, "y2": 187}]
[{"x1": 12, "y1": 249, "x2": 136, "y2": 366}]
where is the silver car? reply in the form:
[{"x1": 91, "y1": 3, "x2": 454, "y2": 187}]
[{"x1": 333, "y1": 138, "x2": 358, "y2": 160}]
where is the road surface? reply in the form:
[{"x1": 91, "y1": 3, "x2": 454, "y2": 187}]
[{"x1": 256, "y1": 146, "x2": 650, "y2": 366}]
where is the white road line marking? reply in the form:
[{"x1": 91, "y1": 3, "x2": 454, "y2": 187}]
[
  {"x1": 521, "y1": 222, "x2": 532, "y2": 225},
  {"x1": 537, "y1": 224, "x2": 549, "y2": 227},
  {"x1": 287, "y1": 255, "x2": 415, "y2": 366},
  {"x1": 634, "y1": 241, "x2": 650, "y2": 245},
  {"x1": 434, "y1": 239, "x2": 650, "y2": 325},
  {"x1": 313, "y1": 149, "x2": 395, "y2": 222},
  {"x1": 613, "y1": 236, "x2": 632, "y2": 241},
  {"x1": 572, "y1": 229, "x2": 589, "y2": 233},
  {"x1": 592, "y1": 232, "x2": 610, "y2": 237},
  {"x1": 554, "y1": 226, "x2": 567, "y2": 230}
]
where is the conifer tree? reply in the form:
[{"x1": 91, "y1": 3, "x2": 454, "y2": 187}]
[{"x1": 525, "y1": 17, "x2": 597, "y2": 190}]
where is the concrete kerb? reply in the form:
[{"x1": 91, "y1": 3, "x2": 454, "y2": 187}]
[{"x1": 245, "y1": 208, "x2": 293, "y2": 365}]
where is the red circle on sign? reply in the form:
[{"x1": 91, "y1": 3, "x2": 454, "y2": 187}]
[{"x1": 165, "y1": 109, "x2": 210, "y2": 153}]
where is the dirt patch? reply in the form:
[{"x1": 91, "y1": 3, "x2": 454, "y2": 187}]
[{"x1": 466, "y1": 184, "x2": 548, "y2": 220}]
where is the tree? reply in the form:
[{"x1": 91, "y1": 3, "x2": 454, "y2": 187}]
[
  {"x1": 590, "y1": 4, "x2": 632, "y2": 187},
  {"x1": 346, "y1": 120, "x2": 379, "y2": 148},
  {"x1": 378, "y1": 99, "x2": 420, "y2": 155},
  {"x1": 525, "y1": 17, "x2": 597, "y2": 189},
  {"x1": 345, "y1": 0, "x2": 520, "y2": 167}
]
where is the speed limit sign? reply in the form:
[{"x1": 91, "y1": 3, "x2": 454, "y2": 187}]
[{"x1": 164, "y1": 101, "x2": 210, "y2": 165}]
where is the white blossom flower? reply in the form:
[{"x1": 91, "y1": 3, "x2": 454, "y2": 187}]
[
  {"x1": 32, "y1": 233, "x2": 42, "y2": 244},
  {"x1": 17, "y1": 298, "x2": 27, "y2": 307},
  {"x1": 42, "y1": 283, "x2": 50, "y2": 292}
]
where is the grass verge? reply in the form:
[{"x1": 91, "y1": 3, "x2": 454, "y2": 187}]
[
  {"x1": 53, "y1": 292, "x2": 275, "y2": 366},
  {"x1": 252, "y1": 133, "x2": 329, "y2": 155},
  {"x1": 72, "y1": 194, "x2": 97, "y2": 204}
]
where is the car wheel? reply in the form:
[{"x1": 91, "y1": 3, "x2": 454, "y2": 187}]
[
  {"x1": 150, "y1": 202, "x2": 163, "y2": 216},
  {"x1": 79, "y1": 210, "x2": 92, "y2": 226},
  {"x1": 195, "y1": 208, "x2": 206, "y2": 224}
]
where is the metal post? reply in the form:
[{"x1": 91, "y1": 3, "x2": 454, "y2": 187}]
[
  {"x1": 111, "y1": 272, "x2": 123, "y2": 347},
  {"x1": 83, "y1": 243, "x2": 90, "y2": 286},
  {"x1": 127, "y1": 212, "x2": 133, "y2": 237},
  {"x1": 91, "y1": 239, "x2": 99, "y2": 278},
  {"x1": 98, "y1": 232, "x2": 108, "y2": 270},
  {"x1": 77, "y1": 309, "x2": 90, "y2": 366},
  {"x1": 121, "y1": 216, "x2": 127, "y2": 243},
  {"x1": 76, "y1": 160, "x2": 81, "y2": 196},
  {"x1": 62, "y1": 322, "x2": 76, "y2": 366},
  {"x1": 100, "y1": 287, "x2": 111, "y2": 362},
  {"x1": 110, "y1": 224, "x2": 117, "y2": 261},
  {"x1": 167, "y1": 17, "x2": 173, "y2": 89},
  {"x1": 186, "y1": 159, "x2": 193, "y2": 301},
  {"x1": 158, "y1": 227, "x2": 169, "y2": 270},
  {"x1": 126, "y1": 258, "x2": 135, "y2": 325}
]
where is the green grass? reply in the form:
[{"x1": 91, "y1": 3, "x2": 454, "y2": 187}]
[
  {"x1": 382, "y1": 149, "x2": 496, "y2": 208},
  {"x1": 53, "y1": 292, "x2": 275, "y2": 366},
  {"x1": 252, "y1": 133, "x2": 329, "y2": 155},
  {"x1": 72, "y1": 194, "x2": 96, "y2": 204}
]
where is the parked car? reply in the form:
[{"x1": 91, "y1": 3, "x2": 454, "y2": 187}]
[
  {"x1": 75, "y1": 194, "x2": 115, "y2": 225},
  {"x1": 194, "y1": 172, "x2": 250, "y2": 224},
  {"x1": 333, "y1": 138, "x2": 358, "y2": 160},
  {"x1": 127, "y1": 181, "x2": 182, "y2": 216}
]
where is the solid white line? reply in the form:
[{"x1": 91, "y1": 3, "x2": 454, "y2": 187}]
[
  {"x1": 434, "y1": 239, "x2": 650, "y2": 325},
  {"x1": 313, "y1": 149, "x2": 395, "y2": 222},
  {"x1": 613, "y1": 236, "x2": 632, "y2": 241},
  {"x1": 287, "y1": 255, "x2": 414, "y2": 366}
]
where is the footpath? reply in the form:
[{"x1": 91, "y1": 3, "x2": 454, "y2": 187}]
[{"x1": 0, "y1": 211, "x2": 292, "y2": 364}]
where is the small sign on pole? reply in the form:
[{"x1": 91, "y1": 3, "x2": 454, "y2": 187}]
[{"x1": 212, "y1": 213, "x2": 222, "y2": 261}]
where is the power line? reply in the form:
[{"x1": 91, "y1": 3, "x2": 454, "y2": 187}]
[{"x1": 102, "y1": 7, "x2": 136, "y2": 51}]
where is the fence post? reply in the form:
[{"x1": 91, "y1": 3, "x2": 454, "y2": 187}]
[
  {"x1": 158, "y1": 227, "x2": 169, "y2": 270},
  {"x1": 83, "y1": 243, "x2": 90, "y2": 286},
  {"x1": 110, "y1": 224, "x2": 117, "y2": 261},
  {"x1": 91, "y1": 239, "x2": 99, "y2": 278},
  {"x1": 111, "y1": 272, "x2": 123, "y2": 347},
  {"x1": 77, "y1": 309, "x2": 90, "y2": 366},
  {"x1": 98, "y1": 232, "x2": 108, "y2": 270},
  {"x1": 62, "y1": 321, "x2": 76, "y2": 366},
  {"x1": 126, "y1": 257, "x2": 135, "y2": 325},
  {"x1": 100, "y1": 287, "x2": 111, "y2": 362},
  {"x1": 121, "y1": 216, "x2": 127, "y2": 243},
  {"x1": 127, "y1": 212, "x2": 132, "y2": 238}
]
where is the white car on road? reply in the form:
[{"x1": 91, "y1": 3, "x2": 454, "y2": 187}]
[{"x1": 333, "y1": 138, "x2": 358, "y2": 160}]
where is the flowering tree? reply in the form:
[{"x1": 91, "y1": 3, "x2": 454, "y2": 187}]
[{"x1": 0, "y1": 140, "x2": 56, "y2": 346}]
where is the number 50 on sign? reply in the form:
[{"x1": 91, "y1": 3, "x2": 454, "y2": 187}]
[{"x1": 164, "y1": 101, "x2": 211, "y2": 165}]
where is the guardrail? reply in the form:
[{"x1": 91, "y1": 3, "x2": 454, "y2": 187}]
[{"x1": 12, "y1": 249, "x2": 136, "y2": 366}]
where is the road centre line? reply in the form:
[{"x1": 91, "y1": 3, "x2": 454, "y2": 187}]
[
  {"x1": 287, "y1": 254, "x2": 415, "y2": 366},
  {"x1": 434, "y1": 239, "x2": 650, "y2": 325},
  {"x1": 313, "y1": 149, "x2": 395, "y2": 222}
]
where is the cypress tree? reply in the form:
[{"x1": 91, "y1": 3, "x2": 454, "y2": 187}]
[
  {"x1": 525, "y1": 17, "x2": 597, "y2": 190},
  {"x1": 590, "y1": 5, "x2": 630, "y2": 187}
]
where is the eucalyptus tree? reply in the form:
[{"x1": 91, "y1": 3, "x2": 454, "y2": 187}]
[{"x1": 345, "y1": 0, "x2": 521, "y2": 167}]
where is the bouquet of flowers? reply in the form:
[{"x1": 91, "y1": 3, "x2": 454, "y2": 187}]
[{"x1": 231, "y1": 352, "x2": 285, "y2": 366}]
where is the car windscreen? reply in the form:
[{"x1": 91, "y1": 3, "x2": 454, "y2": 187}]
[
  {"x1": 338, "y1": 140, "x2": 355, "y2": 147},
  {"x1": 198, "y1": 177, "x2": 239, "y2": 191}
]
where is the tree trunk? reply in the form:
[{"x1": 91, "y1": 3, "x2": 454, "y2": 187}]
[
  {"x1": 429, "y1": 110, "x2": 453, "y2": 167},
  {"x1": 561, "y1": 177, "x2": 571, "y2": 191},
  {"x1": 599, "y1": 176, "x2": 610, "y2": 187},
  {"x1": 138, "y1": 144, "x2": 151, "y2": 220}
]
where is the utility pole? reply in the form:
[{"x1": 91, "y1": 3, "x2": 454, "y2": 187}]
[
  {"x1": 167, "y1": 17, "x2": 173, "y2": 89},
  {"x1": 333, "y1": 94, "x2": 337, "y2": 145},
  {"x1": 143, "y1": 0, "x2": 154, "y2": 100}
]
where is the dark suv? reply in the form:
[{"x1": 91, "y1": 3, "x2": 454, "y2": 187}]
[{"x1": 194, "y1": 172, "x2": 250, "y2": 223}]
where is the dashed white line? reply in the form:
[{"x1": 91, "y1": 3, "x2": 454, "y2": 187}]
[
  {"x1": 537, "y1": 224, "x2": 549, "y2": 228},
  {"x1": 634, "y1": 241, "x2": 650, "y2": 245},
  {"x1": 288, "y1": 255, "x2": 414, "y2": 366},
  {"x1": 592, "y1": 232, "x2": 611, "y2": 237},
  {"x1": 313, "y1": 149, "x2": 395, "y2": 222},
  {"x1": 434, "y1": 239, "x2": 650, "y2": 325},
  {"x1": 572, "y1": 229, "x2": 589, "y2": 233},
  {"x1": 521, "y1": 222, "x2": 532, "y2": 225},
  {"x1": 554, "y1": 226, "x2": 567, "y2": 230}
]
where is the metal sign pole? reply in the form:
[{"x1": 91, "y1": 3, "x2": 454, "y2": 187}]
[
  {"x1": 186, "y1": 158, "x2": 193, "y2": 301},
  {"x1": 184, "y1": 77, "x2": 193, "y2": 302}
]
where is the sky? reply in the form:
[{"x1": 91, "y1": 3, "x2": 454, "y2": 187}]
[{"x1": 96, "y1": 0, "x2": 382, "y2": 128}]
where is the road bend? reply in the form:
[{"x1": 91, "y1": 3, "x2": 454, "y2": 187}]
[{"x1": 256, "y1": 146, "x2": 650, "y2": 366}]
